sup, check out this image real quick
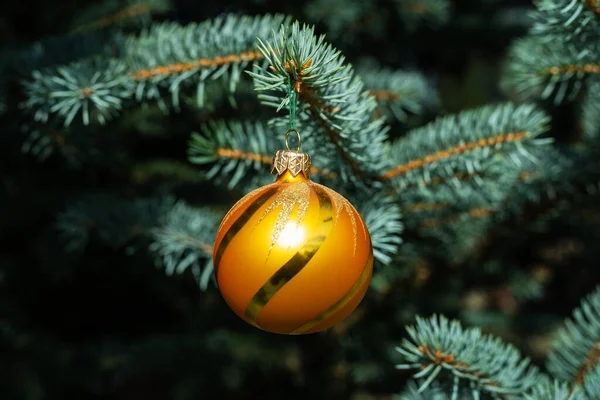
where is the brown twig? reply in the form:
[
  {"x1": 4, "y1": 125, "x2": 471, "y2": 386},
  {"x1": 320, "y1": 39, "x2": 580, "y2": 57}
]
[
  {"x1": 383, "y1": 131, "x2": 530, "y2": 179},
  {"x1": 132, "y1": 51, "x2": 263, "y2": 80}
]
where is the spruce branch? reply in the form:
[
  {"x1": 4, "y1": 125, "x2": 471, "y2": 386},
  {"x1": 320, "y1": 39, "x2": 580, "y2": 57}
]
[
  {"x1": 188, "y1": 120, "x2": 279, "y2": 190},
  {"x1": 398, "y1": 380, "x2": 472, "y2": 399},
  {"x1": 524, "y1": 375, "x2": 587, "y2": 400},
  {"x1": 582, "y1": 363, "x2": 600, "y2": 398},
  {"x1": 525, "y1": 366, "x2": 600, "y2": 399},
  {"x1": 359, "y1": 67, "x2": 429, "y2": 123},
  {"x1": 546, "y1": 285, "x2": 600, "y2": 386},
  {"x1": 394, "y1": 315, "x2": 539, "y2": 397},
  {"x1": 382, "y1": 103, "x2": 551, "y2": 189},
  {"x1": 502, "y1": 35, "x2": 600, "y2": 104},
  {"x1": 531, "y1": 0, "x2": 600, "y2": 39},
  {"x1": 356, "y1": 194, "x2": 403, "y2": 266},
  {"x1": 21, "y1": 57, "x2": 134, "y2": 126},
  {"x1": 455, "y1": 147, "x2": 600, "y2": 266},
  {"x1": 389, "y1": 163, "x2": 502, "y2": 194},
  {"x1": 396, "y1": 159, "x2": 522, "y2": 233},
  {"x1": 128, "y1": 14, "x2": 290, "y2": 109},
  {"x1": 150, "y1": 201, "x2": 220, "y2": 290},
  {"x1": 20, "y1": 14, "x2": 290, "y2": 126},
  {"x1": 412, "y1": 145, "x2": 595, "y2": 257},
  {"x1": 248, "y1": 22, "x2": 390, "y2": 184},
  {"x1": 382, "y1": 105, "x2": 557, "y2": 259}
]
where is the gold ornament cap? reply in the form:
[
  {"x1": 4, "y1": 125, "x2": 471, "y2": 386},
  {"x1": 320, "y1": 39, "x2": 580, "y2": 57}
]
[{"x1": 271, "y1": 130, "x2": 311, "y2": 178}]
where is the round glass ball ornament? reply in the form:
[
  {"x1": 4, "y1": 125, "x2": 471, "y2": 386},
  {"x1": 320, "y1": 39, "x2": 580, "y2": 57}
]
[{"x1": 213, "y1": 133, "x2": 373, "y2": 334}]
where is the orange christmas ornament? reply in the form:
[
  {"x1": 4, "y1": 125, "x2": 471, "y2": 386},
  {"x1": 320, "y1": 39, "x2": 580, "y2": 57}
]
[{"x1": 213, "y1": 130, "x2": 373, "y2": 335}]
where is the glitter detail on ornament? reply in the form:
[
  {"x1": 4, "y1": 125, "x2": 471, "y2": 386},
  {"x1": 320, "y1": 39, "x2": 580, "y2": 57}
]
[
  {"x1": 322, "y1": 186, "x2": 362, "y2": 255},
  {"x1": 254, "y1": 181, "x2": 311, "y2": 258},
  {"x1": 219, "y1": 185, "x2": 269, "y2": 233}
]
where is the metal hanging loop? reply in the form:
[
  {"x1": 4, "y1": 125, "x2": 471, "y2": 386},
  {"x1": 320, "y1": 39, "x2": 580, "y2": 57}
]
[{"x1": 285, "y1": 129, "x2": 301, "y2": 152}]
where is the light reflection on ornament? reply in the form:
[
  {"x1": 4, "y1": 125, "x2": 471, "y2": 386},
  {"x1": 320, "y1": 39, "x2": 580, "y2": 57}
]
[{"x1": 276, "y1": 222, "x2": 306, "y2": 249}]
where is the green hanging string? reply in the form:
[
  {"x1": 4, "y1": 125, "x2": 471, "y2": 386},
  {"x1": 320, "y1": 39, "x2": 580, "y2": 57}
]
[{"x1": 287, "y1": 73, "x2": 297, "y2": 131}]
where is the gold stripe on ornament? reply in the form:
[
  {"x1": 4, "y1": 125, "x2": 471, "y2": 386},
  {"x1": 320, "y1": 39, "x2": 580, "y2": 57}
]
[
  {"x1": 213, "y1": 187, "x2": 279, "y2": 273},
  {"x1": 244, "y1": 185, "x2": 334, "y2": 324},
  {"x1": 289, "y1": 251, "x2": 374, "y2": 335}
]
